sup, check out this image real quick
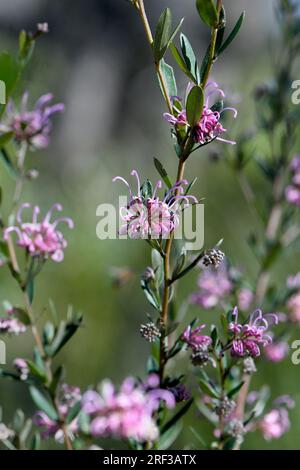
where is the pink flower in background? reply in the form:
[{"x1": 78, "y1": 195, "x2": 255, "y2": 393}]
[
  {"x1": 259, "y1": 408, "x2": 290, "y2": 440},
  {"x1": 0, "y1": 317, "x2": 26, "y2": 335},
  {"x1": 287, "y1": 292, "x2": 300, "y2": 323},
  {"x1": 287, "y1": 272, "x2": 300, "y2": 289},
  {"x1": 33, "y1": 383, "x2": 81, "y2": 442},
  {"x1": 4, "y1": 203, "x2": 74, "y2": 262},
  {"x1": 0, "y1": 92, "x2": 64, "y2": 149},
  {"x1": 285, "y1": 155, "x2": 300, "y2": 206},
  {"x1": 191, "y1": 261, "x2": 233, "y2": 309},
  {"x1": 237, "y1": 287, "x2": 254, "y2": 311},
  {"x1": 164, "y1": 81, "x2": 237, "y2": 145},
  {"x1": 82, "y1": 376, "x2": 175, "y2": 442},
  {"x1": 265, "y1": 340, "x2": 289, "y2": 362},
  {"x1": 113, "y1": 170, "x2": 197, "y2": 239},
  {"x1": 13, "y1": 358, "x2": 29, "y2": 380},
  {"x1": 229, "y1": 307, "x2": 278, "y2": 358},
  {"x1": 182, "y1": 324, "x2": 211, "y2": 351}
]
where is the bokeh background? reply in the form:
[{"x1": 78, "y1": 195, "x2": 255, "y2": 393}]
[{"x1": 0, "y1": 0, "x2": 299, "y2": 449}]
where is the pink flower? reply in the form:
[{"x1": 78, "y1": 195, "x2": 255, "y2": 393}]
[
  {"x1": 259, "y1": 408, "x2": 290, "y2": 440},
  {"x1": 0, "y1": 317, "x2": 26, "y2": 335},
  {"x1": 82, "y1": 377, "x2": 175, "y2": 442},
  {"x1": 0, "y1": 92, "x2": 64, "y2": 149},
  {"x1": 285, "y1": 155, "x2": 300, "y2": 206},
  {"x1": 287, "y1": 292, "x2": 300, "y2": 323},
  {"x1": 4, "y1": 203, "x2": 74, "y2": 262},
  {"x1": 237, "y1": 287, "x2": 254, "y2": 311},
  {"x1": 113, "y1": 170, "x2": 197, "y2": 239},
  {"x1": 182, "y1": 324, "x2": 211, "y2": 351},
  {"x1": 190, "y1": 261, "x2": 232, "y2": 309},
  {"x1": 229, "y1": 307, "x2": 278, "y2": 358},
  {"x1": 163, "y1": 81, "x2": 237, "y2": 146},
  {"x1": 265, "y1": 340, "x2": 288, "y2": 362},
  {"x1": 13, "y1": 358, "x2": 29, "y2": 380},
  {"x1": 33, "y1": 383, "x2": 81, "y2": 442}
]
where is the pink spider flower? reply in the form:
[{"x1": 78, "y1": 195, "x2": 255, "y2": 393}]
[
  {"x1": 182, "y1": 324, "x2": 211, "y2": 351},
  {"x1": 229, "y1": 307, "x2": 278, "y2": 358},
  {"x1": 4, "y1": 203, "x2": 74, "y2": 262},
  {"x1": 0, "y1": 92, "x2": 64, "y2": 149},
  {"x1": 190, "y1": 261, "x2": 233, "y2": 309},
  {"x1": 113, "y1": 170, "x2": 197, "y2": 239},
  {"x1": 33, "y1": 383, "x2": 81, "y2": 442},
  {"x1": 285, "y1": 155, "x2": 300, "y2": 206},
  {"x1": 163, "y1": 81, "x2": 237, "y2": 146},
  {"x1": 81, "y1": 376, "x2": 175, "y2": 443}
]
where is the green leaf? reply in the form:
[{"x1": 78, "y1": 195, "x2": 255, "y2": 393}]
[
  {"x1": 158, "y1": 421, "x2": 182, "y2": 450},
  {"x1": 30, "y1": 432, "x2": 41, "y2": 450},
  {"x1": 49, "y1": 365, "x2": 65, "y2": 396},
  {"x1": 0, "y1": 52, "x2": 20, "y2": 115},
  {"x1": 0, "y1": 131, "x2": 14, "y2": 149},
  {"x1": 223, "y1": 436, "x2": 237, "y2": 450},
  {"x1": 216, "y1": 6, "x2": 226, "y2": 52},
  {"x1": 217, "y1": 12, "x2": 245, "y2": 55},
  {"x1": 26, "y1": 360, "x2": 48, "y2": 383},
  {"x1": 180, "y1": 34, "x2": 200, "y2": 84},
  {"x1": 0, "y1": 148, "x2": 17, "y2": 179},
  {"x1": 200, "y1": 45, "x2": 211, "y2": 84},
  {"x1": 186, "y1": 85, "x2": 204, "y2": 127},
  {"x1": 12, "y1": 307, "x2": 31, "y2": 325},
  {"x1": 154, "y1": 8, "x2": 172, "y2": 62},
  {"x1": 154, "y1": 157, "x2": 172, "y2": 189},
  {"x1": 170, "y1": 43, "x2": 192, "y2": 79},
  {"x1": 140, "y1": 179, "x2": 153, "y2": 199},
  {"x1": 227, "y1": 381, "x2": 245, "y2": 399},
  {"x1": 66, "y1": 401, "x2": 81, "y2": 424},
  {"x1": 29, "y1": 386, "x2": 58, "y2": 421},
  {"x1": 196, "y1": 0, "x2": 219, "y2": 28},
  {"x1": 198, "y1": 379, "x2": 220, "y2": 399},
  {"x1": 167, "y1": 18, "x2": 184, "y2": 49},
  {"x1": 46, "y1": 315, "x2": 83, "y2": 357},
  {"x1": 159, "y1": 59, "x2": 177, "y2": 99},
  {"x1": 161, "y1": 399, "x2": 193, "y2": 435}
]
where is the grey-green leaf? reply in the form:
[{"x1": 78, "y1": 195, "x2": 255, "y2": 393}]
[
  {"x1": 159, "y1": 59, "x2": 177, "y2": 99},
  {"x1": 180, "y1": 34, "x2": 200, "y2": 84},
  {"x1": 29, "y1": 386, "x2": 58, "y2": 421},
  {"x1": 154, "y1": 8, "x2": 172, "y2": 62}
]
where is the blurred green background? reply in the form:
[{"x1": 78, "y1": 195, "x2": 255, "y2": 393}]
[{"x1": 0, "y1": 0, "x2": 299, "y2": 450}]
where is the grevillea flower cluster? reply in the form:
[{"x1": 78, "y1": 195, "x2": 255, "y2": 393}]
[
  {"x1": 113, "y1": 170, "x2": 197, "y2": 239},
  {"x1": 0, "y1": 92, "x2": 64, "y2": 150},
  {"x1": 164, "y1": 81, "x2": 237, "y2": 146},
  {"x1": 228, "y1": 307, "x2": 278, "y2": 358},
  {"x1": 4, "y1": 203, "x2": 74, "y2": 262},
  {"x1": 81, "y1": 376, "x2": 175, "y2": 442}
]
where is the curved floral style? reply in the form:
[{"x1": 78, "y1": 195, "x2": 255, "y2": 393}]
[{"x1": 4, "y1": 203, "x2": 74, "y2": 262}]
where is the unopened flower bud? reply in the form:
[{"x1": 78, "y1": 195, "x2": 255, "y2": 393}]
[
  {"x1": 37, "y1": 23, "x2": 49, "y2": 33},
  {"x1": 243, "y1": 357, "x2": 257, "y2": 375},
  {"x1": 202, "y1": 248, "x2": 225, "y2": 267},
  {"x1": 214, "y1": 397, "x2": 236, "y2": 418},
  {"x1": 140, "y1": 322, "x2": 161, "y2": 343},
  {"x1": 26, "y1": 169, "x2": 39, "y2": 180}
]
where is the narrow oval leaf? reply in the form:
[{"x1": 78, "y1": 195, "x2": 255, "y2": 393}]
[
  {"x1": 198, "y1": 379, "x2": 220, "y2": 399},
  {"x1": 158, "y1": 59, "x2": 177, "y2": 99},
  {"x1": 154, "y1": 8, "x2": 172, "y2": 62},
  {"x1": 217, "y1": 12, "x2": 245, "y2": 55},
  {"x1": 196, "y1": 0, "x2": 219, "y2": 28},
  {"x1": 180, "y1": 34, "x2": 200, "y2": 84},
  {"x1": 154, "y1": 157, "x2": 172, "y2": 189},
  {"x1": 186, "y1": 85, "x2": 204, "y2": 127},
  {"x1": 29, "y1": 386, "x2": 58, "y2": 421}
]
